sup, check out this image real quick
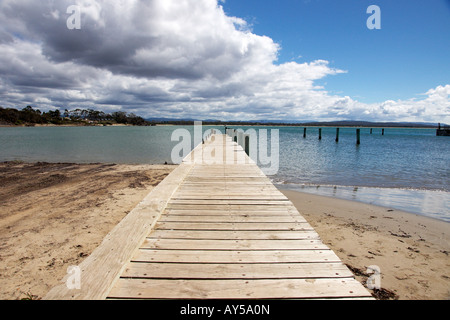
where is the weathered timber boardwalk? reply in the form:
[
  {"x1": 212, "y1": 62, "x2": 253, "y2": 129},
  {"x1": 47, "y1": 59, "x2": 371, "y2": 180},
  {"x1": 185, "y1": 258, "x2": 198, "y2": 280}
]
[{"x1": 45, "y1": 134, "x2": 372, "y2": 300}]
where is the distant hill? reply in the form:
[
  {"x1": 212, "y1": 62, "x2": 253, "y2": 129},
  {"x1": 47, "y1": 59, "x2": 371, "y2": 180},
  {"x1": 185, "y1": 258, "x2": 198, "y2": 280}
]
[
  {"x1": 3, "y1": 106, "x2": 444, "y2": 128},
  {"x1": 146, "y1": 117, "x2": 443, "y2": 128},
  {"x1": 297, "y1": 120, "x2": 441, "y2": 128},
  {"x1": 146, "y1": 117, "x2": 221, "y2": 123}
]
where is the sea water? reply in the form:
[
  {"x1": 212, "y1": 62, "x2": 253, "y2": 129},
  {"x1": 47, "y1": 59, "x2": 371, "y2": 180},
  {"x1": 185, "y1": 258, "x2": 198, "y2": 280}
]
[{"x1": 0, "y1": 125, "x2": 448, "y2": 221}]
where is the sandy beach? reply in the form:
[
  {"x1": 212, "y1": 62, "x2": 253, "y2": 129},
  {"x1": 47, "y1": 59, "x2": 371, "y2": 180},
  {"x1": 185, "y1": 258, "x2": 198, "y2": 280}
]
[
  {"x1": 0, "y1": 162, "x2": 448, "y2": 300},
  {"x1": 0, "y1": 162, "x2": 174, "y2": 300},
  {"x1": 281, "y1": 189, "x2": 450, "y2": 300}
]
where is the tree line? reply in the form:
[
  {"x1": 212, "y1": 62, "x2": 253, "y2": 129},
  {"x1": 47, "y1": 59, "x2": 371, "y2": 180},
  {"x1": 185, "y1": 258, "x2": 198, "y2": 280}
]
[
  {"x1": 1, "y1": 106, "x2": 439, "y2": 128},
  {"x1": 0, "y1": 106, "x2": 150, "y2": 126}
]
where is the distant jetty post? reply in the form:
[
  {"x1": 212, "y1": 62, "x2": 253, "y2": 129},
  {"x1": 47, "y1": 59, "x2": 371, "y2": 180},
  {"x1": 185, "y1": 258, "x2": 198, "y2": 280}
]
[
  {"x1": 436, "y1": 123, "x2": 450, "y2": 136},
  {"x1": 244, "y1": 134, "x2": 250, "y2": 155}
]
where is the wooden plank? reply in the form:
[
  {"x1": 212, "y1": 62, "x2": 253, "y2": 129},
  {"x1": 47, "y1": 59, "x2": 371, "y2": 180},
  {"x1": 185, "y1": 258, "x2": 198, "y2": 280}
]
[
  {"x1": 172, "y1": 195, "x2": 287, "y2": 200},
  {"x1": 187, "y1": 175, "x2": 267, "y2": 179},
  {"x1": 178, "y1": 182, "x2": 275, "y2": 185},
  {"x1": 187, "y1": 176, "x2": 267, "y2": 178},
  {"x1": 189, "y1": 168, "x2": 264, "y2": 171},
  {"x1": 165, "y1": 204, "x2": 295, "y2": 210},
  {"x1": 163, "y1": 210, "x2": 297, "y2": 216},
  {"x1": 185, "y1": 170, "x2": 266, "y2": 173},
  {"x1": 178, "y1": 182, "x2": 275, "y2": 186},
  {"x1": 142, "y1": 239, "x2": 329, "y2": 250},
  {"x1": 155, "y1": 222, "x2": 314, "y2": 231},
  {"x1": 175, "y1": 188, "x2": 280, "y2": 192},
  {"x1": 178, "y1": 190, "x2": 280, "y2": 194},
  {"x1": 158, "y1": 215, "x2": 307, "y2": 223},
  {"x1": 120, "y1": 262, "x2": 354, "y2": 279},
  {"x1": 168, "y1": 200, "x2": 290, "y2": 205},
  {"x1": 183, "y1": 179, "x2": 267, "y2": 181},
  {"x1": 148, "y1": 230, "x2": 321, "y2": 240},
  {"x1": 108, "y1": 278, "x2": 372, "y2": 299},
  {"x1": 173, "y1": 190, "x2": 283, "y2": 194},
  {"x1": 184, "y1": 177, "x2": 271, "y2": 181},
  {"x1": 132, "y1": 249, "x2": 341, "y2": 264},
  {"x1": 178, "y1": 182, "x2": 274, "y2": 185},
  {"x1": 181, "y1": 181, "x2": 272, "y2": 185},
  {"x1": 189, "y1": 165, "x2": 262, "y2": 169},
  {"x1": 174, "y1": 188, "x2": 281, "y2": 192}
]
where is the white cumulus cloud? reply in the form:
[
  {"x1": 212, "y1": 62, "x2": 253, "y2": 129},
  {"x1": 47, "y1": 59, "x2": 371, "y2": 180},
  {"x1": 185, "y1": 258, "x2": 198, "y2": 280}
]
[{"x1": 0, "y1": 0, "x2": 448, "y2": 123}]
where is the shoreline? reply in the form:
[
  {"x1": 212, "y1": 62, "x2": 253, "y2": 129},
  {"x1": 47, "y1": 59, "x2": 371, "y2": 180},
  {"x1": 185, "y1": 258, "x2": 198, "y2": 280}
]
[
  {"x1": 0, "y1": 123, "x2": 134, "y2": 128},
  {"x1": 276, "y1": 183, "x2": 450, "y2": 223},
  {"x1": 281, "y1": 189, "x2": 450, "y2": 300},
  {"x1": 0, "y1": 123, "x2": 438, "y2": 129}
]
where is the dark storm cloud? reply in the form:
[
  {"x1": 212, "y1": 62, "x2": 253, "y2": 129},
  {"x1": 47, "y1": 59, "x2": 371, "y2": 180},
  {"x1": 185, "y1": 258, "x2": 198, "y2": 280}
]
[
  {"x1": 0, "y1": 0, "x2": 447, "y2": 122},
  {"x1": 0, "y1": 0, "x2": 268, "y2": 81}
]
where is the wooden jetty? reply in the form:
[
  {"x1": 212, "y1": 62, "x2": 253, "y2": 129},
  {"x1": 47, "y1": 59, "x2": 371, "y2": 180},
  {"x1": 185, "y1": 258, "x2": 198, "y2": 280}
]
[
  {"x1": 45, "y1": 134, "x2": 373, "y2": 300},
  {"x1": 437, "y1": 124, "x2": 450, "y2": 136}
]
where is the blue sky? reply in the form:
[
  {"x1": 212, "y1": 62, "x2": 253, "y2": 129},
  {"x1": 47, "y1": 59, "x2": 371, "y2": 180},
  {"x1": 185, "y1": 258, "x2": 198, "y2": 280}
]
[
  {"x1": 223, "y1": 0, "x2": 450, "y2": 103},
  {"x1": 0, "y1": 0, "x2": 449, "y2": 122}
]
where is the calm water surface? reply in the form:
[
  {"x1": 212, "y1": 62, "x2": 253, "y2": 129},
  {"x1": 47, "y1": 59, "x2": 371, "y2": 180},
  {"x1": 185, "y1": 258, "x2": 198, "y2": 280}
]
[{"x1": 1, "y1": 125, "x2": 448, "y2": 221}]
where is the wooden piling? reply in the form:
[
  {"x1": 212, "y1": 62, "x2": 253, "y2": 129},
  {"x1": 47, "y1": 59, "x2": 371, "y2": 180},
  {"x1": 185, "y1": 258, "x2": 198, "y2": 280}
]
[
  {"x1": 382, "y1": 129, "x2": 385, "y2": 136},
  {"x1": 335, "y1": 128, "x2": 340, "y2": 142},
  {"x1": 244, "y1": 134, "x2": 250, "y2": 156},
  {"x1": 303, "y1": 128, "x2": 307, "y2": 138},
  {"x1": 237, "y1": 131, "x2": 244, "y2": 148},
  {"x1": 356, "y1": 129, "x2": 361, "y2": 145},
  {"x1": 318, "y1": 128, "x2": 322, "y2": 140}
]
